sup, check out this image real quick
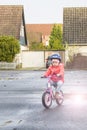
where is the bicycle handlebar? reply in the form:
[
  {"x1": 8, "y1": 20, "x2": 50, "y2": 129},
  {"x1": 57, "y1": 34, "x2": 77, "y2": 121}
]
[{"x1": 41, "y1": 74, "x2": 61, "y2": 79}]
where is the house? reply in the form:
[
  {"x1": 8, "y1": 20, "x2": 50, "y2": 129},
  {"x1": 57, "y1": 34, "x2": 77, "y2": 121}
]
[
  {"x1": 0, "y1": 5, "x2": 28, "y2": 50},
  {"x1": 0, "y1": 5, "x2": 29, "y2": 69},
  {"x1": 63, "y1": 7, "x2": 87, "y2": 69},
  {"x1": 26, "y1": 24, "x2": 63, "y2": 46}
]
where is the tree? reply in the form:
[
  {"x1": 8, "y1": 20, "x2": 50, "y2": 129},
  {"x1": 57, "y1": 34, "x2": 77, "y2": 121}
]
[
  {"x1": 49, "y1": 24, "x2": 64, "y2": 50},
  {"x1": 0, "y1": 36, "x2": 20, "y2": 62}
]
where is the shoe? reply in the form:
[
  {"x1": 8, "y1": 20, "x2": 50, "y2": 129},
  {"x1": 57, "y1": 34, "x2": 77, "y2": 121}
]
[
  {"x1": 55, "y1": 92, "x2": 63, "y2": 99},
  {"x1": 55, "y1": 92, "x2": 59, "y2": 99}
]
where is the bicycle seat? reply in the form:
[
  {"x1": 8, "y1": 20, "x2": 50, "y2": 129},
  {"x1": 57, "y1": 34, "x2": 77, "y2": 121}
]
[{"x1": 52, "y1": 82, "x2": 57, "y2": 88}]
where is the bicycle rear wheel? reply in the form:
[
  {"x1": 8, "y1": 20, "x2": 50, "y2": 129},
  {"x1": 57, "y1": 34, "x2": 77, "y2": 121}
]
[{"x1": 55, "y1": 90, "x2": 64, "y2": 105}]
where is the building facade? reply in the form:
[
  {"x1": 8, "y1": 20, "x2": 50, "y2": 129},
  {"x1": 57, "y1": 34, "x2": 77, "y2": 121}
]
[{"x1": 26, "y1": 24, "x2": 63, "y2": 46}]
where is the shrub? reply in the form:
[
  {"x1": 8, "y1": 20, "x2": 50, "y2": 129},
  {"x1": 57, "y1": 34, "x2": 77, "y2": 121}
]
[{"x1": 0, "y1": 36, "x2": 20, "y2": 62}]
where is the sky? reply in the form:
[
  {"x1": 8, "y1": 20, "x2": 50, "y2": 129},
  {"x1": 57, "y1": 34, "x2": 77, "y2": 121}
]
[{"x1": 0, "y1": 0, "x2": 87, "y2": 24}]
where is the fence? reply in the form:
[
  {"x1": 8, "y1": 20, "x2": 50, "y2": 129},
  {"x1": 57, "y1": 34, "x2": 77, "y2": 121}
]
[
  {"x1": 21, "y1": 50, "x2": 65, "y2": 68},
  {"x1": 0, "y1": 50, "x2": 65, "y2": 69},
  {"x1": 0, "y1": 62, "x2": 16, "y2": 69}
]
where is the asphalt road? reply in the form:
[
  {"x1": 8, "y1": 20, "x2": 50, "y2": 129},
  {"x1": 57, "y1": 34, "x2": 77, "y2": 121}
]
[{"x1": 0, "y1": 70, "x2": 87, "y2": 130}]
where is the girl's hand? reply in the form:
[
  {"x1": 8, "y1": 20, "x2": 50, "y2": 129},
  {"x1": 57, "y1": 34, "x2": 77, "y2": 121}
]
[
  {"x1": 41, "y1": 76, "x2": 47, "y2": 78},
  {"x1": 57, "y1": 74, "x2": 61, "y2": 77}
]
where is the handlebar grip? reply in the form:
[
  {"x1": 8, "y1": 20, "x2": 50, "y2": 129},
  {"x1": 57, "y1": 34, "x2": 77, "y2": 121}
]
[{"x1": 41, "y1": 76, "x2": 46, "y2": 78}]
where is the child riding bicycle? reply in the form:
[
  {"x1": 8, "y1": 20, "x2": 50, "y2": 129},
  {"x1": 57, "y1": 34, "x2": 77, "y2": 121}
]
[{"x1": 42, "y1": 53, "x2": 64, "y2": 98}]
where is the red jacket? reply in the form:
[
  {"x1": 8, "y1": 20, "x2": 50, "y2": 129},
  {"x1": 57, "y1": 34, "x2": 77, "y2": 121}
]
[{"x1": 44, "y1": 63, "x2": 64, "y2": 82}]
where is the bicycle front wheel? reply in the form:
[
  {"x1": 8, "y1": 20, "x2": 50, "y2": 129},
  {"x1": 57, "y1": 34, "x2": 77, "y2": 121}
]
[{"x1": 42, "y1": 92, "x2": 52, "y2": 109}]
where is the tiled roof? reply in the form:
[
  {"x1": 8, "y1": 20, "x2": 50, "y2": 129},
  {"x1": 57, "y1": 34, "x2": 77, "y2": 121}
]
[
  {"x1": 0, "y1": 5, "x2": 23, "y2": 40},
  {"x1": 26, "y1": 24, "x2": 63, "y2": 36}
]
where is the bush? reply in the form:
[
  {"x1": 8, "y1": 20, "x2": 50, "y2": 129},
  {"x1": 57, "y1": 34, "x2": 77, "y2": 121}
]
[
  {"x1": 0, "y1": 36, "x2": 20, "y2": 62},
  {"x1": 29, "y1": 42, "x2": 46, "y2": 50}
]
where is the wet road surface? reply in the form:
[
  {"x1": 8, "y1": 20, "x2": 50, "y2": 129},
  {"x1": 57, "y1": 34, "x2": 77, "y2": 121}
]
[{"x1": 0, "y1": 70, "x2": 87, "y2": 130}]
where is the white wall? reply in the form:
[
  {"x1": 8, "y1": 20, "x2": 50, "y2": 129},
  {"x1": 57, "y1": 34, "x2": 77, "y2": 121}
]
[
  {"x1": 21, "y1": 51, "x2": 45, "y2": 68},
  {"x1": 21, "y1": 50, "x2": 65, "y2": 68},
  {"x1": 65, "y1": 45, "x2": 87, "y2": 64},
  {"x1": 78, "y1": 46, "x2": 87, "y2": 55}
]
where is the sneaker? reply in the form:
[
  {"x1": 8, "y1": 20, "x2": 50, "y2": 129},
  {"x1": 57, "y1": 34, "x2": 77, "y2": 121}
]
[{"x1": 55, "y1": 92, "x2": 59, "y2": 99}]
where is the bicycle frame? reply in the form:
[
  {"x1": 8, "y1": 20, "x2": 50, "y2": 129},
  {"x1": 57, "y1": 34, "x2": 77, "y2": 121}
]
[{"x1": 45, "y1": 77, "x2": 56, "y2": 99}]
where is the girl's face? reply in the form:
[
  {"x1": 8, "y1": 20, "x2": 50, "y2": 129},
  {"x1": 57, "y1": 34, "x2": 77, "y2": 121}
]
[{"x1": 52, "y1": 59, "x2": 60, "y2": 66}]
